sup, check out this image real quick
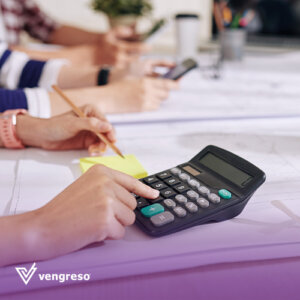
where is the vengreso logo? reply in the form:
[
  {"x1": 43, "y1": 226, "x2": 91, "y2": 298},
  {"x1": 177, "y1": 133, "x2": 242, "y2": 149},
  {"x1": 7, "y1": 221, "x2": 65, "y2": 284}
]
[{"x1": 16, "y1": 263, "x2": 91, "y2": 285}]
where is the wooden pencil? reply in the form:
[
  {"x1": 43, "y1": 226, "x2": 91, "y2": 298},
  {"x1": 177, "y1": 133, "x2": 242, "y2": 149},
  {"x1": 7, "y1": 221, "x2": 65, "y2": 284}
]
[{"x1": 52, "y1": 85, "x2": 125, "y2": 159}]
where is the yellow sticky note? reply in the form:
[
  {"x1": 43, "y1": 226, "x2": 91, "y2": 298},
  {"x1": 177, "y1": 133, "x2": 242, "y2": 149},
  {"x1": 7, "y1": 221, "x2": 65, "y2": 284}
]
[{"x1": 79, "y1": 154, "x2": 148, "y2": 179}]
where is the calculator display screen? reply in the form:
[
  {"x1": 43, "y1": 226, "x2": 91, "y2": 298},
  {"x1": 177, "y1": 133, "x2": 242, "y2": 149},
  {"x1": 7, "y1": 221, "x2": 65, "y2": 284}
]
[{"x1": 199, "y1": 153, "x2": 253, "y2": 187}]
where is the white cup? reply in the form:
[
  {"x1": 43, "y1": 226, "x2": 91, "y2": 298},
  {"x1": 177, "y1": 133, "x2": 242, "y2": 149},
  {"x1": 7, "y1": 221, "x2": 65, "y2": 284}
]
[{"x1": 175, "y1": 14, "x2": 200, "y2": 61}]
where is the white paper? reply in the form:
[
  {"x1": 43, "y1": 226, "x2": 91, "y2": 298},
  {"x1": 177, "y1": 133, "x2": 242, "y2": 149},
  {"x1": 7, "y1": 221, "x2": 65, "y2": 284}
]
[{"x1": 108, "y1": 52, "x2": 300, "y2": 125}]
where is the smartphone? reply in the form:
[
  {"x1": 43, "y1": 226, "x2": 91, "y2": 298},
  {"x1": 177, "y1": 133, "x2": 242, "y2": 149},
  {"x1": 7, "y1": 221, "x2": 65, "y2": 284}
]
[
  {"x1": 139, "y1": 19, "x2": 166, "y2": 42},
  {"x1": 162, "y1": 58, "x2": 198, "y2": 80}
]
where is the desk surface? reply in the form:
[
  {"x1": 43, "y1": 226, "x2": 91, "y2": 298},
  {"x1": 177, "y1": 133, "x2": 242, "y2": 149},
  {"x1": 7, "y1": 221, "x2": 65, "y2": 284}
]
[{"x1": 1, "y1": 51, "x2": 300, "y2": 298}]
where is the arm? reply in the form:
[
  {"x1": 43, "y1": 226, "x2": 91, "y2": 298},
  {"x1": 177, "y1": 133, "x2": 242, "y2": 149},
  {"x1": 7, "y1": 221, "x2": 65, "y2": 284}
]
[
  {"x1": 0, "y1": 166, "x2": 159, "y2": 266},
  {"x1": 48, "y1": 25, "x2": 101, "y2": 46},
  {"x1": 0, "y1": 108, "x2": 159, "y2": 265}
]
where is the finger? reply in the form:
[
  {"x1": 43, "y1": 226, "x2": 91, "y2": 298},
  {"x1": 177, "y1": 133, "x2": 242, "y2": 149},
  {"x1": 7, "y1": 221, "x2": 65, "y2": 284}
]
[
  {"x1": 106, "y1": 169, "x2": 159, "y2": 199},
  {"x1": 112, "y1": 182, "x2": 137, "y2": 210},
  {"x1": 75, "y1": 117, "x2": 113, "y2": 137},
  {"x1": 119, "y1": 41, "x2": 150, "y2": 54},
  {"x1": 82, "y1": 105, "x2": 108, "y2": 122},
  {"x1": 164, "y1": 79, "x2": 180, "y2": 90},
  {"x1": 88, "y1": 142, "x2": 107, "y2": 156},
  {"x1": 145, "y1": 98, "x2": 162, "y2": 111},
  {"x1": 106, "y1": 217, "x2": 126, "y2": 240},
  {"x1": 113, "y1": 200, "x2": 136, "y2": 226},
  {"x1": 150, "y1": 60, "x2": 176, "y2": 69},
  {"x1": 153, "y1": 78, "x2": 180, "y2": 90},
  {"x1": 154, "y1": 89, "x2": 169, "y2": 101},
  {"x1": 106, "y1": 127, "x2": 117, "y2": 143}
]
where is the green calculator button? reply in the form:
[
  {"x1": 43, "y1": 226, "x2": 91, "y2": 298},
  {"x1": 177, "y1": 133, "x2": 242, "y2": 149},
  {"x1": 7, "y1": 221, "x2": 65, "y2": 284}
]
[
  {"x1": 141, "y1": 203, "x2": 164, "y2": 218},
  {"x1": 218, "y1": 189, "x2": 232, "y2": 199}
]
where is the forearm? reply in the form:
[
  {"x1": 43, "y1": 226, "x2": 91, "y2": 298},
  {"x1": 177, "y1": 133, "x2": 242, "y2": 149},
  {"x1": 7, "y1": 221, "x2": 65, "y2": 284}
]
[
  {"x1": 10, "y1": 45, "x2": 67, "y2": 61},
  {"x1": 57, "y1": 65, "x2": 98, "y2": 89},
  {"x1": 49, "y1": 87, "x2": 112, "y2": 116},
  {"x1": 49, "y1": 25, "x2": 102, "y2": 46}
]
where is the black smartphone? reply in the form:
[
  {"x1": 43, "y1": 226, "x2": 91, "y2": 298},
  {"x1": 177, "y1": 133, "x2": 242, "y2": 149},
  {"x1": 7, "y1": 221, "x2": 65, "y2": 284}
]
[{"x1": 162, "y1": 58, "x2": 198, "y2": 80}]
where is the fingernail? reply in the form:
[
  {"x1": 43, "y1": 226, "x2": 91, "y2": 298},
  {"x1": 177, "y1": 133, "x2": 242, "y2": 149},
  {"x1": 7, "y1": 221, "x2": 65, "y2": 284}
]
[
  {"x1": 99, "y1": 122, "x2": 112, "y2": 131},
  {"x1": 151, "y1": 189, "x2": 160, "y2": 198}
]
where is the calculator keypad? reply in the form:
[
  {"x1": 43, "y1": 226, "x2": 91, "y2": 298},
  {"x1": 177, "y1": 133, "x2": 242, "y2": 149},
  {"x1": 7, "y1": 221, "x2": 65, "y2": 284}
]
[
  {"x1": 179, "y1": 173, "x2": 190, "y2": 182},
  {"x1": 151, "y1": 182, "x2": 167, "y2": 190},
  {"x1": 163, "y1": 199, "x2": 176, "y2": 208},
  {"x1": 175, "y1": 194, "x2": 188, "y2": 204},
  {"x1": 185, "y1": 202, "x2": 198, "y2": 213},
  {"x1": 174, "y1": 184, "x2": 189, "y2": 193},
  {"x1": 150, "y1": 211, "x2": 175, "y2": 227},
  {"x1": 173, "y1": 207, "x2": 187, "y2": 218},
  {"x1": 136, "y1": 166, "x2": 235, "y2": 230}
]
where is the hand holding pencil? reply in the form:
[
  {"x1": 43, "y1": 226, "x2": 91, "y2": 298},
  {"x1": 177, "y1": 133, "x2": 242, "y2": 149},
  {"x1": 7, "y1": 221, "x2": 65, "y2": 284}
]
[{"x1": 52, "y1": 85, "x2": 124, "y2": 158}]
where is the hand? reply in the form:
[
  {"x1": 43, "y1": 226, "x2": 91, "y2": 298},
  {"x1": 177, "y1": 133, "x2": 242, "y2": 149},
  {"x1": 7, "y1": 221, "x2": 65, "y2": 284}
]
[
  {"x1": 96, "y1": 27, "x2": 150, "y2": 68},
  {"x1": 109, "y1": 59, "x2": 176, "y2": 83},
  {"x1": 102, "y1": 77, "x2": 180, "y2": 113},
  {"x1": 22, "y1": 165, "x2": 160, "y2": 261},
  {"x1": 17, "y1": 105, "x2": 116, "y2": 155}
]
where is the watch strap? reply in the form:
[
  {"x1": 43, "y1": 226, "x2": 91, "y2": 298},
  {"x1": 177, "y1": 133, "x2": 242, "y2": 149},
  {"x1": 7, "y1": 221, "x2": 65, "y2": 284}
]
[
  {"x1": 0, "y1": 109, "x2": 27, "y2": 149},
  {"x1": 97, "y1": 67, "x2": 111, "y2": 86}
]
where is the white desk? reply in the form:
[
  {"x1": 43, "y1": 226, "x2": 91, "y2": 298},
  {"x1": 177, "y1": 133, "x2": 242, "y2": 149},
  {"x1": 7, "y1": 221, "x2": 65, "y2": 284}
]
[{"x1": 1, "y1": 52, "x2": 300, "y2": 299}]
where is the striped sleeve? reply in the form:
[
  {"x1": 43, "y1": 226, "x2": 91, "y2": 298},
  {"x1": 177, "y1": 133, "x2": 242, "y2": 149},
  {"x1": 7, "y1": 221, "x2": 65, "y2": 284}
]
[
  {"x1": 0, "y1": 88, "x2": 51, "y2": 118},
  {"x1": 0, "y1": 42, "x2": 68, "y2": 90}
]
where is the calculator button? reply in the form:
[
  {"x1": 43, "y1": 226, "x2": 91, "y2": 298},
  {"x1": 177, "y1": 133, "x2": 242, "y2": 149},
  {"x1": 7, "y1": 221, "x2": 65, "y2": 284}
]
[
  {"x1": 185, "y1": 202, "x2": 198, "y2": 213},
  {"x1": 179, "y1": 173, "x2": 190, "y2": 182},
  {"x1": 157, "y1": 171, "x2": 172, "y2": 180},
  {"x1": 174, "y1": 184, "x2": 189, "y2": 193},
  {"x1": 165, "y1": 177, "x2": 181, "y2": 186},
  {"x1": 161, "y1": 188, "x2": 176, "y2": 198},
  {"x1": 136, "y1": 198, "x2": 149, "y2": 209},
  {"x1": 218, "y1": 189, "x2": 232, "y2": 200},
  {"x1": 141, "y1": 204, "x2": 164, "y2": 218},
  {"x1": 150, "y1": 196, "x2": 164, "y2": 203},
  {"x1": 163, "y1": 199, "x2": 176, "y2": 208},
  {"x1": 198, "y1": 186, "x2": 210, "y2": 197},
  {"x1": 171, "y1": 167, "x2": 181, "y2": 176},
  {"x1": 197, "y1": 198, "x2": 210, "y2": 208},
  {"x1": 173, "y1": 207, "x2": 187, "y2": 218},
  {"x1": 187, "y1": 190, "x2": 200, "y2": 201},
  {"x1": 144, "y1": 176, "x2": 158, "y2": 184},
  {"x1": 150, "y1": 212, "x2": 175, "y2": 227},
  {"x1": 188, "y1": 179, "x2": 200, "y2": 189},
  {"x1": 208, "y1": 193, "x2": 221, "y2": 204},
  {"x1": 151, "y1": 182, "x2": 167, "y2": 190},
  {"x1": 175, "y1": 194, "x2": 188, "y2": 204}
]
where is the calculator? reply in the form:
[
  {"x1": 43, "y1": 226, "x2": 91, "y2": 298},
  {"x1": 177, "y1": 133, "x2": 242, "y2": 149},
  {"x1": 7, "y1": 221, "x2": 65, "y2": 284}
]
[{"x1": 134, "y1": 145, "x2": 266, "y2": 237}]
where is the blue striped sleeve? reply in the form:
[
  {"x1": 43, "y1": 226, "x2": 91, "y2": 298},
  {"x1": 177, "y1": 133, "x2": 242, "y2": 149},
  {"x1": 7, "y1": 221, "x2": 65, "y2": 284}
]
[
  {"x1": 18, "y1": 60, "x2": 47, "y2": 88},
  {"x1": 0, "y1": 89, "x2": 28, "y2": 112},
  {"x1": 0, "y1": 49, "x2": 12, "y2": 70}
]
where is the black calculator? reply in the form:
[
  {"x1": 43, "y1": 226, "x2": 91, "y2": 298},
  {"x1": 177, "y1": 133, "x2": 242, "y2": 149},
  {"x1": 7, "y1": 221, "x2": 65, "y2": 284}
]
[{"x1": 134, "y1": 145, "x2": 266, "y2": 237}]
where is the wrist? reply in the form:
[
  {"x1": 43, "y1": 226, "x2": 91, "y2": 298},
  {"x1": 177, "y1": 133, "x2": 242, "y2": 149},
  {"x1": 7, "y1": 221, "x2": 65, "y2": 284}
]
[
  {"x1": 19, "y1": 209, "x2": 54, "y2": 262},
  {"x1": 0, "y1": 211, "x2": 47, "y2": 265},
  {"x1": 16, "y1": 115, "x2": 46, "y2": 148}
]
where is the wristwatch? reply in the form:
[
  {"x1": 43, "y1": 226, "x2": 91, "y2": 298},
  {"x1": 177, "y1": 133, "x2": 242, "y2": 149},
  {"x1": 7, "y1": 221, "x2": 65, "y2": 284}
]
[
  {"x1": 0, "y1": 109, "x2": 27, "y2": 149},
  {"x1": 97, "y1": 66, "x2": 111, "y2": 86}
]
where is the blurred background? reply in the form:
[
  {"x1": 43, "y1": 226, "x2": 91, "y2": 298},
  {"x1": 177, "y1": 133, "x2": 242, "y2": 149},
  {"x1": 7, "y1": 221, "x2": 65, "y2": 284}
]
[
  {"x1": 31, "y1": 0, "x2": 300, "y2": 52},
  {"x1": 34, "y1": 0, "x2": 212, "y2": 52}
]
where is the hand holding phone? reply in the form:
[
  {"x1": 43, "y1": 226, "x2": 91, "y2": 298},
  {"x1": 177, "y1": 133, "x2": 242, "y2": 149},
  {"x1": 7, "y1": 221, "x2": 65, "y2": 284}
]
[{"x1": 162, "y1": 58, "x2": 198, "y2": 80}]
